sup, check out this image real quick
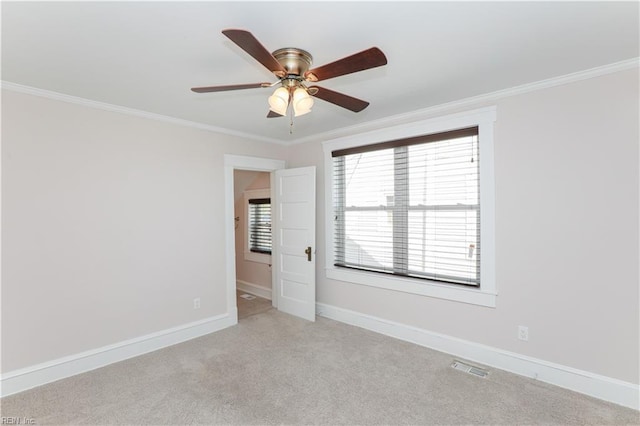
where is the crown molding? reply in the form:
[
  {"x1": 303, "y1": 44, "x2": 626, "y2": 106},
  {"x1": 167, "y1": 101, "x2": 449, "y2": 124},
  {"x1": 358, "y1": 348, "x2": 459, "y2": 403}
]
[
  {"x1": 0, "y1": 81, "x2": 287, "y2": 146},
  {"x1": 291, "y1": 57, "x2": 640, "y2": 146},
  {"x1": 3, "y1": 58, "x2": 637, "y2": 147}
]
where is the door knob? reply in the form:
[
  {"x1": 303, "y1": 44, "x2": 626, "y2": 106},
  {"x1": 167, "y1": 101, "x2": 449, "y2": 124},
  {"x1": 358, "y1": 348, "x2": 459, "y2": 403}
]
[{"x1": 305, "y1": 246, "x2": 312, "y2": 262}]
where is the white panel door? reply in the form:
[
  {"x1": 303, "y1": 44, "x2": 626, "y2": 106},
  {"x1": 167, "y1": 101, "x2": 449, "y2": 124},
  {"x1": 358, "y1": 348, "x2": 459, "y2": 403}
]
[{"x1": 275, "y1": 166, "x2": 316, "y2": 321}]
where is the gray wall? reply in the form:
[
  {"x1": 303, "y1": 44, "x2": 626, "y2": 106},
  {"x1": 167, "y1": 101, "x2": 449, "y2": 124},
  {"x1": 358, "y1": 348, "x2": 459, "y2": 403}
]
[
  {"x1": 1, "y1": 89, "x2": 287, "y2": 372},
  {"x1": 287, "y1": 68, "x2": 639, "y2": 384},
  {"x1": 2, "y1": 67, "x2": 638, "y2": 387}
]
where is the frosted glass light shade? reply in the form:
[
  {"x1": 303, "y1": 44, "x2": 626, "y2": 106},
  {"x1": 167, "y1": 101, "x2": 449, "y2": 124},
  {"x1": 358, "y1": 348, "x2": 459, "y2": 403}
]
[
  {"x1": 268, "y1": 87, "x2": 289, "y2": 115},
  {"x1": 293, "y1": 88, "x2": 313, "y2": 117}
]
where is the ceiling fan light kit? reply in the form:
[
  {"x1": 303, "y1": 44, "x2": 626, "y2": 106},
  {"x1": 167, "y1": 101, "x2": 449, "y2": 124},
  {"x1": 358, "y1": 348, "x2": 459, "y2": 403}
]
[
  {"x1": 292, "y1": 87, "x2": 313, "y2": 116},
  {"x1": 268, "y1": 87, "x2": 289, "y2": 116},
  {"x1": 191, "y1": 29, "x2": 388, "y2": 131}
]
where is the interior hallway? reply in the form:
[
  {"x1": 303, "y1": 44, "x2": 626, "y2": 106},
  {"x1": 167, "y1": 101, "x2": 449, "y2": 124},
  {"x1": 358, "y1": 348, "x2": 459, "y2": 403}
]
[{"x1": 237, "y1": 290, "x2": 273, "y2": 320}]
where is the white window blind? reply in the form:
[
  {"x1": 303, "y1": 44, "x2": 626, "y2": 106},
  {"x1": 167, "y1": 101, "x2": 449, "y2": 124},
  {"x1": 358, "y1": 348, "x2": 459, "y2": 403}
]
[
  {"x1": 248, "y1": 198, "x2": 272, "y2": 254},
  {"x1": 332, "y1": 127, "x2": 480, "y2": 286}
]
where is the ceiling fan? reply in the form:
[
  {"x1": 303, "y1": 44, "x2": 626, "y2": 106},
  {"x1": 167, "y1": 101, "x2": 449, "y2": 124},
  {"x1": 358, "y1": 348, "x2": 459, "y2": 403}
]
[{"x1": 191, "y1": 29, "x2": 388, "y2": 118}]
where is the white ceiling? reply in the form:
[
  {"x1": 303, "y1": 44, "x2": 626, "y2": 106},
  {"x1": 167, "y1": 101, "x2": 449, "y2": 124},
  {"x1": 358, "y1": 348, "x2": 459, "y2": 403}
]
[{"x1": 2, "y1": 1, "x2": 638, "y2": 144}]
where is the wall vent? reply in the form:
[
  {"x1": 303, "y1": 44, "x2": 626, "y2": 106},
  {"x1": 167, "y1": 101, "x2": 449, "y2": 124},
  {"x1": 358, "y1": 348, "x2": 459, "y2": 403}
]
[{"x1": 451, "y1": 360, "x2": 488, "y2": 378}]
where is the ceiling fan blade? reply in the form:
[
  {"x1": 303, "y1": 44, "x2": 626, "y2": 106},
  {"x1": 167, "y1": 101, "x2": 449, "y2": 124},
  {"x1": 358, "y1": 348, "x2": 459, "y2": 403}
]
[
  {"x1": 305, "y1": 47, "x2": 387, "y2": 82},
  {"x1": 267, "y1": 110, "x2": 284, "y2": 118},
  {"x1": 222, "y1": 29, "x2": 286, "y2": 76},
  {"x1": 191, "y1": 83, "x2": 270, "y2": 93},
  {"x1": 309, "y1": 86, "x2": 369, "y2": 112}
]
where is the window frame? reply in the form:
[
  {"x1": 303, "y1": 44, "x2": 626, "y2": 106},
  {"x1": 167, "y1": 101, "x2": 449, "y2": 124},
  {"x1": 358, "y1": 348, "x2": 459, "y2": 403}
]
[
  {"x1": 243, "y1": 189, "x2": 272, "y2": 264},
  {"x1": 322, "y1": 106, "x2": 496, "y2": 307},
  {"x1": 333, "y1": 128, "x2": 481, "y2": 286}
]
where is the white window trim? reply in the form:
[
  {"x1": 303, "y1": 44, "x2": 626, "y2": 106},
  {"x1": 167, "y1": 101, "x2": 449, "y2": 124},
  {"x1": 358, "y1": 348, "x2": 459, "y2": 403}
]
[
  {"x1": 322, "y1": 106, "x2": 497, "y2": 307},
  {"x1": 243, "y1": 189, "x2": 272, "y2": 264}
]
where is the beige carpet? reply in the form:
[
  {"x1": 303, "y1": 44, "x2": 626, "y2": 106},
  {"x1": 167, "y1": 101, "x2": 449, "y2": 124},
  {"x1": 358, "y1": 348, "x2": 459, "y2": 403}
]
[{"x1": 1, "y1": 310, "x2": 638, "y2": 425}]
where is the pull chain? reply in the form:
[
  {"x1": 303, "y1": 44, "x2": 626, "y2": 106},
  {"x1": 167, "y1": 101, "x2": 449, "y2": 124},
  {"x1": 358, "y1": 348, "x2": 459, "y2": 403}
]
[{"x1": 289, "y1": 101, "x2": 294, "y2": 134}]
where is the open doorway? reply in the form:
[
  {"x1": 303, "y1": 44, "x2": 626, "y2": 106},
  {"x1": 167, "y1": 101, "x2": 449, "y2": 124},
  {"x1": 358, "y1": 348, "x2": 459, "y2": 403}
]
[
  {"x1": 233, "y1": 169, "x2": 273, "y2": 319},
  {"x1": 223, "y1": 155, "x2": 286, "y2": 324},
  {"x1": 224, "y1": 155, "x2": 316, "y2": 323}
]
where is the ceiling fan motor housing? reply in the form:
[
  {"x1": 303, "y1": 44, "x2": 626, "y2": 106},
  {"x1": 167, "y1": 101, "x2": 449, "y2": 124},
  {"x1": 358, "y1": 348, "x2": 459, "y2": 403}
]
[{"x1": 272, "y1": 48, "x2": 313, "y2": 78}]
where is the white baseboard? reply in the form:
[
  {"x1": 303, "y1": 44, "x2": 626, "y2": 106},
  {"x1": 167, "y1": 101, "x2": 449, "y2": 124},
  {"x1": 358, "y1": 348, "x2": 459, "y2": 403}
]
[
  {"x1": 316, "y1": 302, "x2": 639, "y2": 410},
  {"x1": 0, "y1": 312, "x2": 237, "y2": 397},
  {"x1": 237, "y1": 280, "x2": 272, "y2": 300}
]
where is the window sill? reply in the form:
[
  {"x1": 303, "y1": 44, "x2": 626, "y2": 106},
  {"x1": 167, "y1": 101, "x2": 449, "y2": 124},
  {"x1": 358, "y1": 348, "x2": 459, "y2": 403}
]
[
  {"x1": 326, "y1": 267, "x2": 496, "y2": 307},
  {"x1": 244, "y1": 251, "x2": 271, "y2": 264}
]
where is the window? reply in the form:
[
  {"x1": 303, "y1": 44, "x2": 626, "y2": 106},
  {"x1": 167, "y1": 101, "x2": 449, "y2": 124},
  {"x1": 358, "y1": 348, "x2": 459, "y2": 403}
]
[
  {"x1": 323, "y1": 107, "x2": 496, "y2": 307},
  {"x1": 243, "y1": 188, "x2": 272, "y2": 264},
  {"x1": 248, "y1": 198, "x2": 272, "y2": 254},
  {"x1": 333, "y1": 127, "x2": 479, "y2": 286}
]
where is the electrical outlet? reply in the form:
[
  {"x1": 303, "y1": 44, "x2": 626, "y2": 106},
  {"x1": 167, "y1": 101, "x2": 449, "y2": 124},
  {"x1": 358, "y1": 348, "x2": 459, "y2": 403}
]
[
  {"x1": 518, "y1": 325, "x2": 529, "y2": 341},
  {"x1": 193, "y1": 298, "x2": 201, "y2": 309}
]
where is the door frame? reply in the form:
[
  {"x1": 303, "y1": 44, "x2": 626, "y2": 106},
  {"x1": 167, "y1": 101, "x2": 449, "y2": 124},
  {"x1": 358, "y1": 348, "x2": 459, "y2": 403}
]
[{"x1": 224, "y1": 154, "x2": 286, "y2": 324}]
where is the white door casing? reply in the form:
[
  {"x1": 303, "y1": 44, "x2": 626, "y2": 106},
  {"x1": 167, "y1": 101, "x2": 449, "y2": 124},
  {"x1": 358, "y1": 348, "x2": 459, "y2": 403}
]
[
  {"x1": 274, "y1": 166, "x2": 316, "y2": 321},
  {"x1": 224, "y1": 155, "x2": 285, "y2": 322}
]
